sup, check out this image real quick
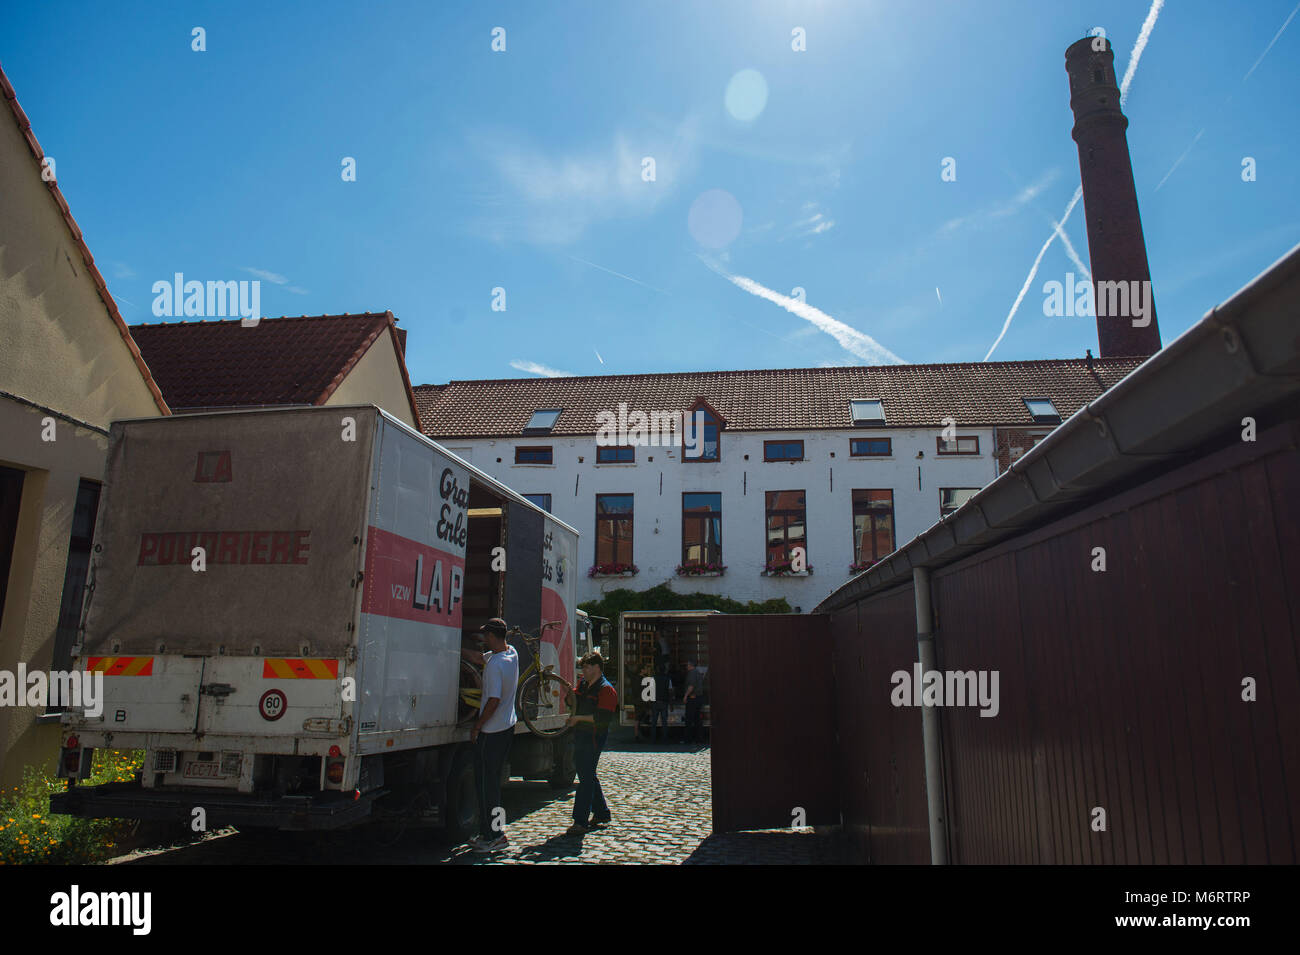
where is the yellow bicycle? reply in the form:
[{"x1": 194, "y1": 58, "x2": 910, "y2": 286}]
[{"x1": 458, "y1": 620, "x2": 572, "y2": 737}]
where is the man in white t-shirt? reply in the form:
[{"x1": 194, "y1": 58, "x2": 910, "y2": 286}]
[{"x1": 460, "y1": 617, "x2": 518, "y2": 852}]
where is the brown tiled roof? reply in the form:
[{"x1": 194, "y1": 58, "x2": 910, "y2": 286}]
[
  {"x1": 1, "y1": 62, "x2": 170, "y2": 415},
  {"x1": 414, "y1": 357, "x2": 1147, "y2": 436},
  {"x1": 414, "y1": 384, "x2": 446, "y2": 423},
  {"x1": 129, "y1": 312, "x2": 421, "y2": 426}
]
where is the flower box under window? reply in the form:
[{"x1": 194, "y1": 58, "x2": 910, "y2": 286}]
[
  {"x1": 675, "y1": 562, "x2": 726, "y2": 577},
  {"x1": 763, "y1": 560, "x2": 813, "y2": 577},
  {"x1": 588, "y1": 562, "x2": 638, "y2": 578}
]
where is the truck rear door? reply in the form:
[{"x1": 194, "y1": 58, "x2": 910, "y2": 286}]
[
  {"x1": 196, "y1": 656, "x2": 344, "y2": 736},
  {"x1": 86, "y1": 654, "x2": 204, "y2": 733},
  {"x1": 79, "y1": 408, "x2": 374, "y2": 735}
]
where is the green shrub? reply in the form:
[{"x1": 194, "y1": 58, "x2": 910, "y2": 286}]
[
  {"x1": 0, "y1": 749, "x2": 143, "y2": 865},
  {"x1": 579, "y1": 583, "x2": 792, "y2": 621}
]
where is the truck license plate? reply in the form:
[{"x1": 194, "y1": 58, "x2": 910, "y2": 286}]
[{"x1": 183, "y1": 761, "x2": 228, "y2": 779}]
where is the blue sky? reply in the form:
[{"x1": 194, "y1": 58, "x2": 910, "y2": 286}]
[{"x1": 5, "y1": 0, "x2": 1298, "y2": 385}]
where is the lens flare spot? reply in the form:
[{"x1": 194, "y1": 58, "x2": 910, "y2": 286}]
[{"x1": 725, "y1": 69, "x2": 768, "y2": 121}]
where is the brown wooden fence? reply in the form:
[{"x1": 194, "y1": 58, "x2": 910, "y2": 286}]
[
  {"x1": 708, "y1": 418, "x2": 1299, "y2": 863},
  {"x1": 930, "y1": 418, "x2": 1300, "y2": 863},
  {"x1": 829, "y1": 586, "x2": 931, "y2": 863},
  {"x1": 708, "y1": 614, "x2": 837, "y2": 833}
]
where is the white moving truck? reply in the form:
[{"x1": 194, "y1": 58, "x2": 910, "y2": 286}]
[{"x1": 51, "y1": 406, "x2": 580, "y2": 839}]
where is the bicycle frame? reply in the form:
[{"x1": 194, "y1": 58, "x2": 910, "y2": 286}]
[{"x1": 459, "y1": 621, "x2": 564, "y2": 711}]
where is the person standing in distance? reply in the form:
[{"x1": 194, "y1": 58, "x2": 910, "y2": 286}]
[
  {"x1": 460, "y1": 617, "x2": 518, "y2": 852},
  {"x1": 683, "y1": 659, "x2": 706, "y2": 745},
  {"x1": 564, "y1": 651, "x2": 618, "y2": 834}
]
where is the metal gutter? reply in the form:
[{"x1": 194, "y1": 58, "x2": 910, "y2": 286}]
[
  {"x1": 815, "y1": 240, "x2": 1300, "y2": 615},
  {"x1": 913, "y1": 567, "x2": 948, "y2": 864}
]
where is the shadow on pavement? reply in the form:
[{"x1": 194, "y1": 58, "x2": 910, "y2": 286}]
[
  {"x1": 512, "y1": 831, "x2": 589, "y2": 862},
  {"x1": 115, "y1": 779, "x2": 578, "y2": 865}
]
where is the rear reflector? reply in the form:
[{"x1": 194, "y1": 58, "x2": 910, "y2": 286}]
[{"x1": 326, "y1": 761, "x2": 345, "y2": 784}]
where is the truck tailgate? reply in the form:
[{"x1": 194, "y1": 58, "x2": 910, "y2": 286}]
[{"x1": 81, "y1": 409, "x2": 375, "y2": 663}]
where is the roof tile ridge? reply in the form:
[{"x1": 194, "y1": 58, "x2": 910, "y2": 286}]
[
  {"x1": 425, "y1": 354, "x2": 1123, "y2": 388},
  {"x1": 310, "y1": 312, "x2": 393, "y2": 405}
]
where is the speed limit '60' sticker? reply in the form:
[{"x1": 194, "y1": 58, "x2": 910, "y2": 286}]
[{"x1": 259, "y1": 689, "x2": 287, "y2": 721}]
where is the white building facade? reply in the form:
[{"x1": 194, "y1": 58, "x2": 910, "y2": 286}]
[
  {"x1": 416, "y1": 359, "x2": 1143, "y2": 609},
  {"x1": 438, "y1": 427, "x2": 999, "y2": 608}
]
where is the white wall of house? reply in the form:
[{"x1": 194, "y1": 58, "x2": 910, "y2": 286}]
[
  {"x1": 325, "y1": 331, "x2": 417, "y2": 428},
  {"x1": 438, "y1": 427, "x2": 1000, "y2": 608}
]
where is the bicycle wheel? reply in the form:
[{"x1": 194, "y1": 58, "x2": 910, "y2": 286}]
[
  {"x1": 517, "y1": 671, "x2": 572, "y2": 737},
  {"x1": 458, "y1": 659, "x2": 483, "y2": 726}
]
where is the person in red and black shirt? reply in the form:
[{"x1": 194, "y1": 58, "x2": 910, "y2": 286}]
[{"x1": 564, "y1": 651, "x2": 618, "y2": 834}]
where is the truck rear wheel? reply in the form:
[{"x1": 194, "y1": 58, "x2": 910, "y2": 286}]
[{"x1": 443, "y1": 750, "x2": 478, "y2": 844}]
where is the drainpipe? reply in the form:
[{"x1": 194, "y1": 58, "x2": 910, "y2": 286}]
[{"x1": 914, "y1": 566, "x2": 948, "y2": 864}]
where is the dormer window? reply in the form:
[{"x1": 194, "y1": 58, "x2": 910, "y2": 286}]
[
  {"x1": 683, "y1": 397, "x2": 724, "y2": 463},
  {"x1": 1023, "y1": 398, "x2": 1061, "y2": 424},
  {"x1": 523, "y1": 409, "x2": 562, "y2": 434},
  {"x1": 850, "y1": 399, "x2": 885, "y2": 426}
]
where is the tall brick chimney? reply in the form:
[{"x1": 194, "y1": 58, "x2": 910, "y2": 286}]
[{"x1": 1065, "y1": 36, "x2": 1162, "y2": 357}]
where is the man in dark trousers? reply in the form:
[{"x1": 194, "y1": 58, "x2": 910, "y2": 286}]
[
  {"x1": 651, "y1": 662, "x2": 673, "y2": 743},
  {"x1": 565, "y1": 651, "x2": 618, "y2": 834},
  {"x1": 683, "y1": 659, "x2": 706, "y2": 744},
  {"x1": 460, "y1": 617, "x2": 519, "y2": 853}
]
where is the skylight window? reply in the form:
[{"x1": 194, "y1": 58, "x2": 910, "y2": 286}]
[
  {"x1": 1024, "y1": 398, "x2": 1061, "y2": 424},
  {"x1": 523, "y1": 408, "x2": 562, "y2": 434},
  {"x1": 850, "y1": 399, "x2": 885, "y2": 426}
]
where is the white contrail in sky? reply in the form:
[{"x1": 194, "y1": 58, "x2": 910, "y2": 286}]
[
  {"x1": 1155, "y1": 1, "x2": 1297, "y2": 192},
  {"x1": 935, "y1": 287, "x2": 942, "y2": 306},
  {"x1": 1119, "y1": 0, "x2": 1164, "y2": 106},
  {"x1": 594, "y1": 348, "x2": 605, "y2": 364},
  {"x1": 564, "y1": 254, "x2": 668, "y2": 295},
  {"x1": 510, "y1": 359, "x2": 573, "y2": 377},
  {"x1": 702, "y1": 257, "x2": 906, "y2": 365},
  {"x1": 983, "y1": 193, "x2": 1080, "y2": 362},
  {"x1": 1052, "y1": 215, "x2": 1091, "y2": 281},
  {"x1": 1243, "y1": 0, "x2": 1300, "y2": 82},
  {"x1": 1154, "y1": 127, "x2": 1205, "y2": 192},
  {"x1": 984, "y1": 0, "x2": 1162, "y2": 360}
]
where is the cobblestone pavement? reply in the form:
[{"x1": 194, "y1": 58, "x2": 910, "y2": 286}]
[{"x1": 109, "y1": 741, "x2": 848, "y2": 865}]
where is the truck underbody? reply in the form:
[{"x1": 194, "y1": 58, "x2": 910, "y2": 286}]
[{"x1": 52, "y1": 731, "x2": 573, "y2": 835}]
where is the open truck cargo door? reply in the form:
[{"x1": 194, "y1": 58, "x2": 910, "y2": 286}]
[
  {"x1": 356, "y1": 418, "x2": 470, "y2": 734},
  {"x1": 541, "y1": 513, "x2": 577, "y2": 686}
]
